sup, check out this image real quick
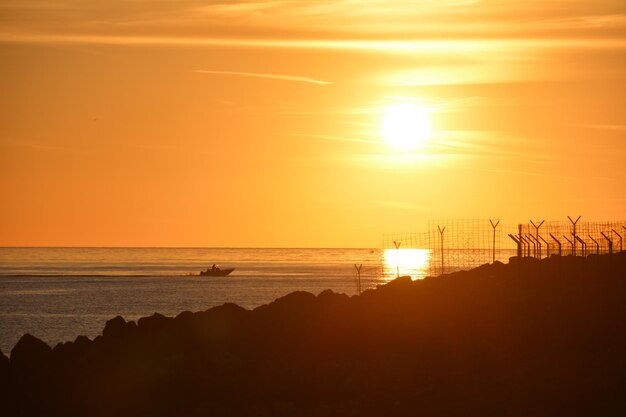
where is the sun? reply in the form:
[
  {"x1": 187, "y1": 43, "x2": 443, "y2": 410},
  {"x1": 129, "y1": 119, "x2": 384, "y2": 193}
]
[{"x1": 381, "y1": 103, "x2": 431, "y2": 150}]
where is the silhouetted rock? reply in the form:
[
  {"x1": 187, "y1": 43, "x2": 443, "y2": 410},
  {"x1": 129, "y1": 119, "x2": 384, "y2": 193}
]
[
  {"x1": 74, "y1": 335, "x2": 91, "y2": 348},
  {"x1": 0, "y1": 349, "x2": 14, "y2": 416},
  {"x1": 175, "y1": 310, "x2": 193, "y2": 321},
  {"x1": 10, "y1": 334, "x2": 51, "y2": 377},
  {"x1": 0, "y1": 349, "x2": 9, "y2": 390},
  {"x1": 317, "y1": 289, "x2": 349, "y2": 304},
  {"x1": 3, "y1": 252, "x2": 626, "y2": 417},
  {"x1": 103, "y1": 315, "x2": 127, "y2": 338},
  {"x1": 382, "y1": 275, "x2": 413, "y2": 288},
  {"x1": 255, "y1": 291, "x2": 317, "y2": 315},
  {"x1": 51, "y1": 335, "x2": 94, "y2": 366},
  {"x1": 0, "y1": 349, "x2": 8, "y2": 372},
  {"x1": 137, "y1": 312, "x2": 171, "y2": 333}
]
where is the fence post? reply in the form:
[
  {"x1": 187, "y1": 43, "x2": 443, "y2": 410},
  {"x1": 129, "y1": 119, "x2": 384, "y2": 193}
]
[
  {"x1": 530, "y1": 220, "x2": 545, "y2": 259},
  {"x1": 538, "y1": 235, "x2": 550, "y2": 257},
  {"x1": 550, "y1": 233, "x2": 562, "y2": 256},
  {"x1": 526, "y1": 235, "x2": 536, "y2": 258},
  {"x1": 611, "y1": 229, "x2": 622, "y2": 252},
  {"x1": 600, "y1": 232, "x2": 613, "y2": 255},
  {"x1": 568, "y1": 215, "x2": 581, "y2": 256},
  {"x1": 520, "y1": 236, "x2": 530, "y2": 257},
  {"x1": 574, "y1": 236, "x2": 587, "y2": 257},
  {"x1": 354, "y1": 264, "x2": 362, "y2": 295},
  {"x1": 563, "y1": 235, "x2": 574, "y2": 255},
  {"x1": 588, "y1": 235, "x2": 600, "y2": 255},
  {"x1": 508, "y1": 234, "x2": 521, "y2": 258},
  {"x1": 393, "y1": 241, "x2": 401, "y2": 278},
  {"x1": 437, "y1": 226, "x2": 445, "y2": 275},
  {"x1": 527, "y1": 234, "x2": 539, "y2": 258},
  {"x1": 489, "y1": 219, "x2": 500, "y2": 263}
]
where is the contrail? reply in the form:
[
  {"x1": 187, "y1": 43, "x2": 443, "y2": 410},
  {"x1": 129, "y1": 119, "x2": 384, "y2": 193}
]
[
  {"x1": 287, "y1": 133, "x2": 379, "y2": 144},
  {"x1": 193, "y1": 70, "x2": 332, "y2": 85}
]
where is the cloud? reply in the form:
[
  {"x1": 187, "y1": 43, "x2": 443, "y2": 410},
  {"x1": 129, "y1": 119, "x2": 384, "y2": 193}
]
[
  {"x1": 580, "y1": 124, "x2": 626, "y2": 132},
  {"x1": 4, "y1": 31, "x2": 626, "y2": 49},
  {"x1": 193, "y1": 70, "x2": 331, "y2": 85},
  {"x1": 287, "y1": 133, "x2": 379, "y2": 145},
  {"x1": 2, "y1": 0, "x2": 625, "y2": 43},
  {"x1": 466, "y1": 166, "x2": 574, "y2": 180}
]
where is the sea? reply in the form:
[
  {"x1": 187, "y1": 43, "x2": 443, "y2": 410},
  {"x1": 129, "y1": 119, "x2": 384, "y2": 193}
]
[
  {"x1": 0, "y1": 247, "x2": 517, "y2": 354},
  {"x1": 0, "y1": 247, "x2": 395, "y2": 353}
]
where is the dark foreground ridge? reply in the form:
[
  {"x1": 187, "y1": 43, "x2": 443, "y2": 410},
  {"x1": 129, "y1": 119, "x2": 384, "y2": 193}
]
[{"x1": 2, "y1": 254, "x2": 626, "y2": 417}]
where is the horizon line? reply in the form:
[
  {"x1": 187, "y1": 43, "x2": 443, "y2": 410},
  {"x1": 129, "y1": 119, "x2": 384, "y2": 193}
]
[{"x1": 0, "y1": 245, "x2": 379, "y2": 250}]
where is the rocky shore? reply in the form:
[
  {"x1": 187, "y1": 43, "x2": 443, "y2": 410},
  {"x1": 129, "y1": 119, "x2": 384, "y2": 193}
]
[{"x1": 2, "y1": 253, "x2": 625, "y2": 416}]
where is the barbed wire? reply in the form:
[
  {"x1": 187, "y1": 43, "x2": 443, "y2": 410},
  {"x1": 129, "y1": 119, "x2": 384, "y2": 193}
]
[{"x1": 382, "y1": 218, "x2": 625, "y2": 277}]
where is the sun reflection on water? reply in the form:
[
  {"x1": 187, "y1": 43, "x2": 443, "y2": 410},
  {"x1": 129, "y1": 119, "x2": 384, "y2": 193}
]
[{"x1": 383, "y1": 248, "x2": 431, "y2": 281}]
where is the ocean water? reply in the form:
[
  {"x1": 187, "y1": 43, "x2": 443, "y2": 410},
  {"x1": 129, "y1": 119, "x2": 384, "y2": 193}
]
[
  {"x1": 0, "y1": 247, "x2": 393, "y2": 353},
  {"x1": 0, "y1": 247, "x2": 517, "y2": 353}
]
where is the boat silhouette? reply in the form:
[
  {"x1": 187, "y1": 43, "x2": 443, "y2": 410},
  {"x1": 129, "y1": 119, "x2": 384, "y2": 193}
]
[{"x1": 199, "y1": 267, "x2": 234, "y2": 277}]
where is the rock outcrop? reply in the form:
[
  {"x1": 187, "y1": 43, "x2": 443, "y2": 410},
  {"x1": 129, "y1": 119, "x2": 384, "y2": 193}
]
[{"x1": 1, "y1": 253, "x2": 625, "y2": 417}]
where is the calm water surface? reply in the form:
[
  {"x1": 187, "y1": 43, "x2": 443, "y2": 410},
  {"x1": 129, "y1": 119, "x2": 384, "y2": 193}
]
[{"x1": 1, "y1": 247, "x2": 403, "y2": 353}]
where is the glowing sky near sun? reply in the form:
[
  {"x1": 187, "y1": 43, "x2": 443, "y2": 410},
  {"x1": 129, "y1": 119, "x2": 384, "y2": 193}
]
[{"x1": 0, "y1": 1, "x2": 625, "y2": 247}]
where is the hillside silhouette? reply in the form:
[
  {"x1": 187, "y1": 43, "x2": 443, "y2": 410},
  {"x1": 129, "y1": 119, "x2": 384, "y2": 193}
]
[{"x1": 2, "y1": 253, "x2": 626, "y2": 417}]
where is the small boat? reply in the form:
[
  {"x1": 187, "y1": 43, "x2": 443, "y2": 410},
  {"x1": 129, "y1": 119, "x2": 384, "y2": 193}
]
[{"x1": 199, "y1": 267, "x2": 234, "y2": 277}]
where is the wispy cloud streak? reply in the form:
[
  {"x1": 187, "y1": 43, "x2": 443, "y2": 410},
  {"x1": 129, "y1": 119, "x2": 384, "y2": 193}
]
[
  {"x1": 467, "y1": 167, "x2": 574, "y2": 180},
  {"x1": 580, "y1": 124, "x2": 626, "y2": 132},
  {"x1": 193, "y1": 70, "x2": 331, "y2": 85},
  {"x1": 2, "y1": 1, "x2": 626, "y2": 42},
  {"x1": 2, "y1": 33, "x2": 626, "y2": 52},
  {"x1": 288, "y1": 133, "x2": 379, "y2": 144}
]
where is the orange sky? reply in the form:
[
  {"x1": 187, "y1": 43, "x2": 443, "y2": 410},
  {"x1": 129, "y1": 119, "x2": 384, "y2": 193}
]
[{"x1": 1, "y1": 1, "x2": 625, "y2": 247}]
